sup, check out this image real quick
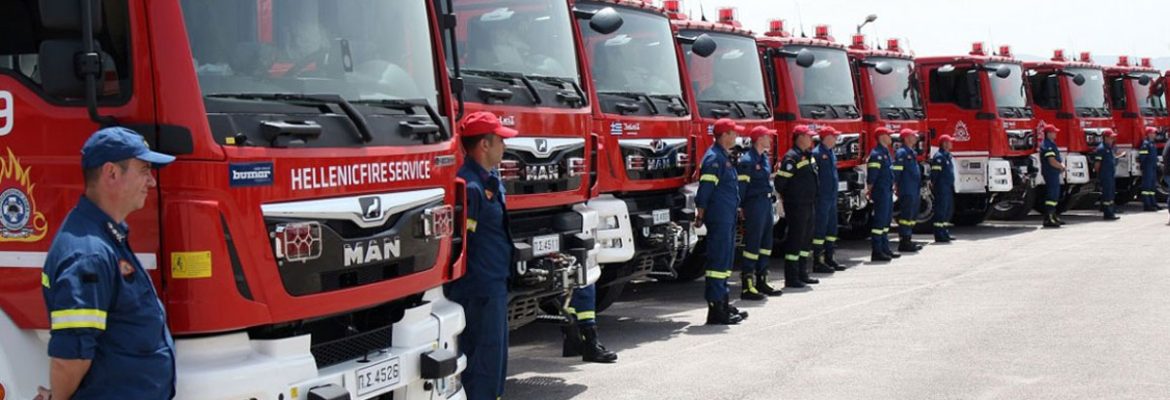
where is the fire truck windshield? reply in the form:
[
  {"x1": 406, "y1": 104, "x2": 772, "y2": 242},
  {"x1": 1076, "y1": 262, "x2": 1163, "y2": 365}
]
[
  {"x1": 1067, "y1": 68, "x2": 1107, "y2": 110},
  {"x1": 987, "y1": 63, "x2": 1028, "y2": 109},
  {"x1": 785, "y1": 46, "x2": 856, "y2": 108},
  {"x1": 454, "y1": 0, "x2": 580, "y2": 83},
  {"x1": 180, "y1": 0, "x2": 439, "y2": 107},
  {"x1": 1132, "y1": 72, "x2": 1167, "y2": 111},
  {"x1": 868, "y1": 58, "x2": 921, "y2": 110},
  {"x1": 577, "y1": 5, "x2": 683, "y2": 99},
  {"x1": 682, "y1": 31, "x2": 767, "y2": 105}
]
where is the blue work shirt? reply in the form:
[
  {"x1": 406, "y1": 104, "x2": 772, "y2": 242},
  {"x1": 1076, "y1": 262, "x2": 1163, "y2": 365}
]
[
  {"x1": 696, "y1": 144, "x2": 741, "y2": 223},
  {"x1": 454, "y1": 159, "x2": 514, "y2": 297},
  {"x1": 1094, "y1": 142, "x2": 1117, "y2": 179},
  {"x1": 736, "y1": 147, "x2": 773, "y2": 201},
  {"x1": 930, "y1": 148, "x2": 955, "y2": 191},
  {"x1": 1039, "y1": 138, "x2": 1063, "y2": 178},
  {"x1": 893, "y1": 146, "x2": 921, "y2": 195},
  {"x1": 42, "y1": 196, "x2": 175, "y2": 400},
  {"x1": 867, "y1": 145, "x2": 894, "y2": 194},
  {"x1": 1139, "y1": 138, "x2": 1158, "y2": 172},
  {"x1": 811, "y1": 143, "x2": 838, "y2": 203}
]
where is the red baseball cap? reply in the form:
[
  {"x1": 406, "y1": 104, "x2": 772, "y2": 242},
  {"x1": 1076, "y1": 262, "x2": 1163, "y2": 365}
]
[
  {"x1": 1103, "y1": 128, "x2": 1117, "y2": 138},
  {"x1": 792, "y1": 125, "x2": 814, "y2": 137},
  {"x1": 713, "y1": 118, "x2": 746, "y2": 136},
  {"x1": 1042, "y1": 124, "x2": 1060, "y2": 134},
  {"x1": 874, "y1": 127, "x2": 892, "y2": 137},
  {"x1": 748, "y1": 125, "x2": 777, "y2": 140},
  {"x1": 899, "y1": 128, "x2": 919, "y2": 138},
  {"x1": 817, "y1": 126, "x2": 840, "y2": 138},
  {"x1": 937, "y1": 134, "x2": 954, "y2": 145},
  {"x1": 1145, "y1": 126, "x2": 1158, "y2": 134},
  {"x1": 459, "y1": 111, "x2": 519, "y2": 138}
]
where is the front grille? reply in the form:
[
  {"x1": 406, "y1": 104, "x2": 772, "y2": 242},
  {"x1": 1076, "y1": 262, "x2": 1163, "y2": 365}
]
[
  {"x1": 508, "y1": 207, "x2": 583, "y2": 240},
  {"x1": 502, "y1": 145, "x2": 585, "y2": 195},
  {"x1": 834, "y1": 134, "x2": 862, "y2": 161},
  {"x1": 1007, "y1": 129, "x2": 1036, "y2": 151},
  {"x1": 619, "y1": 191, "x2": 687, "y2": 214},
  {"x1": 311, "y1": 325, "x2": 393, "y2": 368}
]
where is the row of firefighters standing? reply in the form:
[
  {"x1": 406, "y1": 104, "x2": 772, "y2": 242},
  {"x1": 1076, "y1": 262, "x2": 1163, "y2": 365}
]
[
  {"x1": 692, "y1": 119, "x2": 958, "y2": 325},
  {"x1": 450, "y1": 112, "x2": 1166, "y2": 399}
]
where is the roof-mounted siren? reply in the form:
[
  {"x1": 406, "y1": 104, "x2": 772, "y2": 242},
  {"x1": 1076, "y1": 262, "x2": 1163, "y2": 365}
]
[
  {"x1": 887, "y1": 38, "x2": 901, "y2": 53},
  {"x1": 997, "y1": 45, "x2": 1011, "y2": 58},
  {"x1": 1079, "y1": 51, "x2": 1092, "y2": 63},
  {"x1": 1140, "y1": 57, "x2": 1152, "y2": 68},
  {"x1": 663, "y1": 0, "x2": 687, "y2": 20},
  {"x1": 969, "y1": 42, "x2": 985, "y2": 56},
  {"x1": 814, "y1": 24, "x2": 833, "y2": 41},
  {"x1": 717, "y1": 7, "x2": 741, "y2": 28},
  {"x1": 849, "y1": 33, "x2": 867, "y2": 50},
  {"x1": 1052, "y1": 49, "x2": 1066, "y2": 62},
  {"x1": 1117, "y1": 55, "x2": 1130, "y2": 67},
  {"x1": 766, "y1": 19, "x2": 790, "y2": 38}
]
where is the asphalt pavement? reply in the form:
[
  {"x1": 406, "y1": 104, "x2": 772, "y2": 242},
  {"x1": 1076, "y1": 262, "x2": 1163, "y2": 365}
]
[{"x1": 504, "y1": 205, "x2": 1170, "y2": 400}]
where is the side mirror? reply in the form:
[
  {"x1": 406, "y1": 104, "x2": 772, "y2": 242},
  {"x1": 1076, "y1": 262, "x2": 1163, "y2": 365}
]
[
  {"x1": 589, "y1": 7, "x2": 624, "y2": 35},
  {"x1": 938, "y1": 64, "x2": 956, "y2": 74},
  {"x1": 874, "y1": 61, "x2": 894, "y2": 75},
  {"x1": 995, "y1": 65, "x2": 1012, "y2": 79},
  {"x1": 795, "y1": 48, "x2": 815, "y2": 68},
  {"x1": 39, "y1": 40, "x2": 91, "y2": 99},
  {"x1": 1072, "y1": 74, "x2": 1086, "y2": 86},
  {"x1": 1138, "y1": 74, "x2": 1152, "y2": 86},
  {"x1": 691, "y1": 34, "x2": 717, "y2": 58}
]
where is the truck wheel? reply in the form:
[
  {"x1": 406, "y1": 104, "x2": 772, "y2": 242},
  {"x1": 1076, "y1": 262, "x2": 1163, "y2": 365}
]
[
  {"x1": 914, "y1": 187, "x2": 936, "y2": 234},
  {"x1": 1115, "y1": 178, "x2": 1136, "y2": 205},
  {"x1": 988, "y1": 189, "x2": 1035, "y2": 221},
  {"x1": 594, "y1": 281, "x2": 626, "y2": 313},
  {"x1": 667, "y1": 239, "x2": 707, "y2": 283}
]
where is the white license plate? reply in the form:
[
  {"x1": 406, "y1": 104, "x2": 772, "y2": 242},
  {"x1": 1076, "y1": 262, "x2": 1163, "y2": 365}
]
[
  {"x1": 532, "y1": 234, "x2": 560, "y2": 257},
  {"x1": 355, "y1": 356, "x2": 401, "y2": 398},
  {"x1": 652, "y1": 209, "x2": 671, "y2": 225},
  {"x1": 837, "y1": 181, "x2": 849, "y2": 192}
]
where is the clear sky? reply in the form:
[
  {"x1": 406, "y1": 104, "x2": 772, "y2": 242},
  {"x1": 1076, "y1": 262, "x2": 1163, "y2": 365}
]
[{"x1": 682, "y1": 0, "x2": 1170, "y2": 67}]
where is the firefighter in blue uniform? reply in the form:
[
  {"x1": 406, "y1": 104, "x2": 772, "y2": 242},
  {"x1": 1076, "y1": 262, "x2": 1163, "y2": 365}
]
[
  {"x1": 563, "y1": 284, "x2": 617, "y2": 363},
  {"x1": 737, "y1": 125, "x2": 783, "y2": 301},
  {"x1": 868, "y1": 127, "x2": 900, "y2": 262},
  {"x1": 696, "y1": 118, "x2": 748, "y2": 324},
  {"x1": 1038, "y1": 124, "x2": 1067, "y2": 228},
  {"x1": 811, "y1": 126, "x2": 845, "y2": 273},
  {"x1": 41, "y1": 127, "x2": 176, "y2": 400},
  {"x1": 450, "y1": 111, "x2": 520, "y2": 400},
  {"x1": 1139, "y1": 127, "x2": 1161, "y2": 211},
  {"x1": 930, "y1": 134, "x2": 957, "y2": 243},
  {"x1": 1094, "y1": 129, "x2": 1123, "y2": 221},
  {"x1": 894, "y1": 129, "x2": 923, "y2": 253},
  {"x1": 775, "y1": 125, "x2": 820, "y2": 288}
]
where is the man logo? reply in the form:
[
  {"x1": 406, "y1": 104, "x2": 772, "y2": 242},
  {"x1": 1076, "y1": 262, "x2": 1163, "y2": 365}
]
[
  {"x1": 536, "y1": 139, "x2": 549, "y2": 153},
  {"x1": 359, "y1": 196, "x2": 382, "y2": 222},
  {"x1": 650, "y1": 139, "x2": 666, "y2": 154}
]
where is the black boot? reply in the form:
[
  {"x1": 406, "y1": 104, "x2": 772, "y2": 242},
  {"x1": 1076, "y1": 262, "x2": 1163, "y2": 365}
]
[
  {"x1": 740, "y1": 273, "x2": 766, "y2": 301},
  {"x1": 871, "y1": 249, "x2": 892, "y2": 262},
  {"x1": 755, "y1": 272, "x2": 784, "y2": 296},
  {"x1": 784, "y1": 259, "x2": 806, "y2": 288},
  {"x1": 799, "y1": 257, "x2": 820, "y2": 284},
  {"x1": 898, "y1": 236, "x2": 920, "y2": 253},
  {"x1": 579, "y1": 325, "x2": 618, "y2": 363},
  {"x1": 706, "y1": 301, "x2": 744, "y2": 325},
  {"x1": 882, "y1": 235, "x2": 901, "y2": 258},
  {"x1": 1104, "y1": 205, "x2": 1120, "y2": 220},
  {"x1": 726, "y1": 300, "x2": 749, "y2": 320},
  {"x1": 824, "y1": 243, "x2": 844, "y2": 270},
  {"x1": 561, "y1": 322, "x2": 582, "y2": 358},
  {"x1": 1043, "y1": 212, "x2": 1061, "y2": 228},
  {"x1": 812, "y1": 247, "x2": 835, "y2": 274}
]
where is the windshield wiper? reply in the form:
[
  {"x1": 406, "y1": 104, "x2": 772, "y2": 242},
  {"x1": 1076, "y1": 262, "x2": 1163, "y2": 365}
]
[
  {"x1": 462, "y1": 69, "x2": 542, "y2": 105},
  {"x1": 598, "y1": 91, "x2": 659, "y2": 115},
  {"x1": 699, "y1": 100, "x2": 747, "y2": 118},
  {"x1": 208, "y1": 93, "x2": 372, "y2": 143},
  {"x1": 351, "y1": 98, "x2": 448, "y2": 143},
  {"x1": 649, "y1": 94, "x2": 689, "y2": 116},
  {"x1": 528, "y1": 75, "x2": 586, "y2": 106}
]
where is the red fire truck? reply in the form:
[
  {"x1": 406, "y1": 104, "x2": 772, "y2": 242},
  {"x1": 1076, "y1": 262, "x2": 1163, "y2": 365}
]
[
  {"x1": 916, "y1": 43, "x2": 1039, "y2": 225},
  {"x1": 1104, "y1": 56, "x2": 1168, "y2": 201},
  {"x1": 669, "y1": 6, "x2": 777, "y2": 281},
  {"x1": 444, "y1": 0, "x2": 602, "y2": 328},
  {"x1": 572, "y1": 0, "x2": 698, "y2": 306},
  {"x1": 1, "y1": 1, "x2": 466, "y2": 399},
  {"x1": 848, "y1": 35, "x2": 934, "y2": 227},
  {"x1": 757, "y1": 22, "x2": 869, "y2": 231}
]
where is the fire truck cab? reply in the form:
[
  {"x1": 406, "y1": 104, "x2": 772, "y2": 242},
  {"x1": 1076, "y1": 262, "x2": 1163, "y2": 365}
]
[
  {"x1": 1103, "y1": 56, "x2": 1168, "y2": 201},
  {"x1": 917, "y1": 43, "x2": 1037, "y2": 225},
  {"x1": 1, "y1": 0, "x2": 467, "y2": 399}
]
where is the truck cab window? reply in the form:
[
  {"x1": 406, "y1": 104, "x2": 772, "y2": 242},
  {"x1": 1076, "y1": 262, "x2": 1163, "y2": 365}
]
[{"x1": 929, "y1": 67, "x2": 980, "y2": 110}]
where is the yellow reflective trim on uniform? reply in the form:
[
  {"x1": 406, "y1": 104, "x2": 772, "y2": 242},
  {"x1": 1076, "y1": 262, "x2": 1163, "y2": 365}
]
[
  {"x1": 743, "y1": 278, "x2": 759, "y2": 294},
  {"x1": 777, "y1": 171, "x2": 794, "y2": 178},
  {"x1": 576, "y1": 311, "x2": 597, "y2": 321},
  {"x1": 706, "y1": 270, "x2": 732, "y2": 279},
  {"x1": 871, "y1": 229, "x2": 883, "y2": 235},
  {"x1": 742, "y1": 251, "x2": 759, "y2": 260},
  {"x1": 891, "y1": 165, "x2": 905, "y2": 171},
  {"x1": 785, "y1": 254, "x2": 800, "y2": 261},
  {"x1": 1044, "y1": 201, "x2": 1058, "y2": 206},
  {"x1": 796, "y1": 160, "x2": 810, "y2": 169},
  {"x1": 1140, "y1": 150, "x2": 1150, "y2": 154},
  {"x1": 42, "y1": 272, "x2": 50, "y2": 288},
  {"x1": 52, "y1": 321, "x2": 107, "y2": 330},
  {"x1": 700, "y1": 174, "x2": 720, "y2": 184},
  {"x1": 738, "y1": 174, "x2": 751, "y2": 182},
  {"x1": 1043, "y1": 152, "x2": 1056, "y2": 157},
  {"x1": 466, "y1": 218, "x2": 478, "y2": 232},
  {"x1": 812, "y1": 238, "x2": 825, "y2": 245},
  {"x1": 826, "y1": 236, "x2": 838, "y2": 242},
  {"x1": 883, "y1": 228, "x2": 890, "y2": 233},
  {"x1": 799, "y1": 251, "x2": 811, "y2": 258},
  {"x1": 934, "y1": 222, "x2": 946, "y2": 227},
  {"x1": 51, "y1": 309, "x2": 108, "y2": 318},
  {"x1": 50, "y1": 309, "x2": 108, "y2": 331},
  {"x1": 867, "y1": 162, "x2": 881, "y2": 168},
  {"x1": 758, "y1": 249, "x2": 772, "y2": 256},
  {"x1": 931, "y1": 166, "x2": 943, "y2": 171}
]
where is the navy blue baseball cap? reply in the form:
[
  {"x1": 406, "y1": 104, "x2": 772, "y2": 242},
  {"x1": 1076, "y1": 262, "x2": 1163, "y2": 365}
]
[{"x1": 81, "y1": 127, "x2": 175, "y2": 169}]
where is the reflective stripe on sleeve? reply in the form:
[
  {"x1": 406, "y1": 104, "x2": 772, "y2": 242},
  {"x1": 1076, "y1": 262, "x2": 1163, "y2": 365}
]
[
  {"x1": 705, "y1": 270, "x2": 732, "y2": 279},
  {"x1": 50, "y1": 309, "x2": 108, "y2": 331},
  {"x1": 700, "y1": 174, "x2": 720, "y2": 184}
]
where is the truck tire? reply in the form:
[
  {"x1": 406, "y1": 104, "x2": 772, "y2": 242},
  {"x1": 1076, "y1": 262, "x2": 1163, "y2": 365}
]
[
  {"x1": 667, "y1": 239, "x2": 707, "y2": 283},
  {"x1": 594, "y1": 281, "x2": 626, "y2": 313},
  {"x1": 913, "y1": 186, "x2": 936, "y2": 234},
  {"x1": 1115, "y1": 177, "x2": 1136, "y2": 205},
  {"x1": 988, "y1": 189, "x2": 1035, "y2": 221}
]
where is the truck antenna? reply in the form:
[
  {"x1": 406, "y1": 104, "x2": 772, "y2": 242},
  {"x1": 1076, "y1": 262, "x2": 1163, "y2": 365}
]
[
  {"x1": 699, "y1": 0, "x2": 707, "y2": 22},
  {"x1": 795, "y1": 1, "x2": 806, "y2": 38}
]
